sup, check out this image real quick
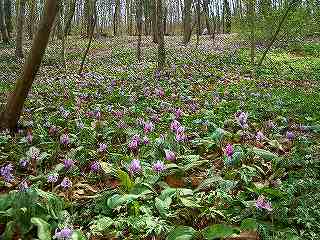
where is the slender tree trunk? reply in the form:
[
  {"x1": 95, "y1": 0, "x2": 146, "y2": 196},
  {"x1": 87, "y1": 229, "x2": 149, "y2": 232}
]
[
  {"x1": 224, "y1": 0, "x2": 231, "y2": 33},
  {"x1": 3, "y1": 0, "x2": 11, "y2": 38},
  {"x1": 59, "y1": 0, "x2": 66, "y2": 69},
  {"x1": 157, "y1": 0, "x2": 165, "y2": 69},
  {"x1": 79, "y1": 0, "x2": 97, "y2": 74},
  {"x1": 15, "y1": 0, "x2": 26, "y2": 58},
  {"x1": 196, "y1": 0, "x2": 201, "y2": 47},
  {"x1": 203, "y1": 0, "x2": 211, "y2": 34},
  {"x1": 64, "y1": 0, "x2": 77, "y2": 35},
  {"x1": 0, "y1": 0, "x2": 59, "y2": 130},
  {"x1": 136, "y1": 0, "x2": 142, "y2": 61},
  {"x1": 0, "y1": 0, "x2": 9, "y2": 43},
  {"x1": 258, "y1": 0, "x2": 296, "y2": 66},
  {"x1": 151, "y1": 0, "x2": 158, "y2": 43},
  {"x1": 183, "y1": 0, "x2": 192, "y2": 44},
  {"x1": 163, "y1": 5, "x2": 167, "y2": 35},
  {"x1": 27, "y1": 0, "x2": 36, "y2": 40},
  {"x1": 248, "y1": 0, "x2": 255, "y2": 66},
  {"x1": 114, "y1": 0, "x2": 121, "y2": 36}
]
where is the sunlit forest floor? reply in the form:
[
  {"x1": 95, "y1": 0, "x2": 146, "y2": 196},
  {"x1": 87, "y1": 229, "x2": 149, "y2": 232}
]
[{"x1": 0, "y1": 35, "x2": 320, "y2": 239}]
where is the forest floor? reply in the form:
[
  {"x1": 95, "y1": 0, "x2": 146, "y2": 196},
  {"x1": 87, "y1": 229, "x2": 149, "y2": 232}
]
[{"x1": 0, "y1": 35, "x2": 320, "y2": 239}]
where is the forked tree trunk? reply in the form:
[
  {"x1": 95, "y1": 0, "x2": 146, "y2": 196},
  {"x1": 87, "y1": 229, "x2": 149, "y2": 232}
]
[
  {"x1": 136, "y1": 0, "x2": 143, "y2": 61},
  {"x1": 183, "y1": 0, "x2": 192, "y2": 44},
  {"x1": 0, "y1": 0, "x2": 9, "y2": 44},
  {"x1": 157, "y1": 0, "x2": 165, "y2": 69},
  {"x1": 15, "y1": 0, "x2": 26, "y2": 58},
  {"x1": 0, "y1": 0, "x2": 59, "y2": 130}
]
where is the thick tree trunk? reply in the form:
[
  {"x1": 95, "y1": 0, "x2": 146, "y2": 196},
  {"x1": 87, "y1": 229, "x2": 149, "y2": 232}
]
[
  {"x1": 183, "y1": 0, "x2": 192, "y2": 44},
  {"x1": 143, "y1": 0, "x2": 151, "y2": 35},
  {"x1": 3, "y1": 0, "x2": 11, "y2": 38},
  {"x1": 0, "y1": 0, "x2": 59, "y2": 130},
  {"x1": 0, "y1": 0, "x2": 9, "y2": 43},
  {"x1": 136, "y1": 0, "x2": 142, "y2": 61},
  {"x1": 157, "y1": 0, "x2": 165, "y2": 69},
  {"x1": 64, "y1": 0, "x2": 77, "y2": 35},
  {"x1": 15, "y1": 0, "x2": 26, "y2": 58}
]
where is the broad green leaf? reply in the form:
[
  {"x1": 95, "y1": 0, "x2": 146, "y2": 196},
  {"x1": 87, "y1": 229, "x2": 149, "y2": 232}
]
[
  {"x1": 166, "y1": 226, "x2": 196, "y2": 240},
  {"x1": 240, "y1": 218, "x2": 258, "y2": 231},
  {"x1": 31, "y1": 217, "x2": 51, "y2": 240},
  {"x1": 253, "y1": 147, "x2": 279, "y2": 161},
  {"x1": 117, "y1": 169, "x2": 133, "y2": 191},
  {"x1": 180, "y1": 198, "x2": 201, "y2": 208},
  {"x1": 91, "y1": 217, "x2": 114, "y2": 232},
  {"x1": 183, "y1": 160, "x2": 209, "y2": 172},
  {"x1": 3, "y1": 221, "x2": 15, "y2": 240},
  {"x1": 203, "y1": 224, "x2": 240, "y2": 239},
  {"x1": 72, "y1": 230, "x2": 87, "y2": 240}
]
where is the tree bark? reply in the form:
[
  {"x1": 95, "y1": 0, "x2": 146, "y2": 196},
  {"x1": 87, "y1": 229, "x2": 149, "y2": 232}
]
[
  {"x1": 151, "y1": 0, "x2": 158, "y2": 43},
  {"x1": 0, "y1": 0, "x2": 9, "y2": 44},
  {"x1": 64, "y1": 0, "x2": 77, "y2": 35},
  {"x1": 248, "y1": 0, "x2": 255, "y2": 66},
  {"x1": 136, "y1": 0, "x2": 142, "y2": 61},
  {"x1": 114, "y1": 0, "x2": 121, "y2": 36},
  {"x1": 27, "y1": 0, "x2": 36, "y2": 40},
  {"x1": 203, "y1": 0, "x2": 211, "y2": 34},
  {"x1": 3, "y1": 0, "x2": 11, "y2": 38},
  {"x1": 0, "y1": 0, "x2": 59, "y2": 130},
  {"x1": 223, "y1": 0, "x2": 231, "y2": 33},
  {"x1": 183, "y1": 0, "x2": 192, "y2": 44},
  {"x1": 196, "y1": 0, "x2": 201, "y2": 47},
  {"x1": 157, "y1": 0, "x2": 165, "y2": 69},
  {"x1": 15, "y1": 0, "x2": 26, "y2": 58}
]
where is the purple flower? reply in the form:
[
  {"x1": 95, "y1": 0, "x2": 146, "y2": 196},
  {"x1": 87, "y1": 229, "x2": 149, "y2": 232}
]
[
  {"x1": 18, "y1": 180, "x2": 29, "y2": 192},
  {"x1": 225, "y1": 144, "x2": 233, "y2": 158},
  {"x1": 256, "y1": 131, "x2": 265, "y2": 141},
  {"x1": 144, "y1": 121, "x2": 154, "y2": 134},
  {"x1": 98, "y1": 143, "x2": 107, "y2": 153},
  {"x1": 165, "y1": 149, "x2": 176, "y2": 161},
  {"x1": 255, "y1": 195, "x2": 272, "y2": 212},
  {"x1": 155, "y1": 88, "x2": 164, "y2": 97},
  {"x1": 170, "y1": 120, "x2": 181, "y2": 132},
  {"x1": 63, "y1": 158, "x2": 74, "y2": 170},
  {"x1": 286, "y1": 131, "x2": 295, "y2": 140},
  {"x1": 128, "y1": 159, "x2": 141, "y2": 175},
  {"x1": 175, "y1": 108, "x2": 183, "y2": 119},
  {"x1": 48, "y1": 174, "x2": 59, "y2": 183},
  {"x1": 235, "y1": 111, "x2": 248, "y2": 128},
  {"x1": 26, "y1": 131, "x2": 33, "y2": 144},
  {"x1": 49, "y1": 125, "x2": 58, "y2": 136},
  {"x1": 60, "y1": 134, "x2": 70, "y2": 146},
  {"x1": 152, "y1": 161, "x2": 166, "y2": 173},
  {"x1": 54, "y1": 227, "x2": 73, "y2": 239},
  {"x1": 60, "y1": 177, "x2": 72, "y2": 189},
  {"x1": 20, "y1": 159, "x2": 29, "y2": 168},
  {"x1": 0, "y1": 164, "x2": 14, "y2": 182},
  {"x1": 90, "y1": 161, "x2": 101, "y2": 172},
  {"x1": 143, "y1": 136, "x2": 149, "y2": 145}
]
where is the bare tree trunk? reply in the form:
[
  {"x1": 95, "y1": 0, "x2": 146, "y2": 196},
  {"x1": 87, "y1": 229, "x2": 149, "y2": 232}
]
[
  {"x1": 79, "y1": 0, "x2": 97, "y2": 74},
  {"x1": 203, "y1": 0, "x2": 211, "y2": 34},
  {"x1": 224, "y1": 0, "x2": 231, "y2": 33},
  {"x1": 0, "y1": 0, "x2": 59, "y2": 130},
  {"x1": 257, "y1": 0, "x2": 296, "y2": 67},
  {"x1": 3, "y1": 0, "x2": 11, "y2": 38},
  {"x1": 136, "y1": 0, "x2": 142, "y2": 61},
  {"x1": 114, "y1": 0, "x2": 121, "y2": 36},
  {"x1": 151, "y1": 0, "x2": 158, "y2": 43},
  {"x1": 157, "y1": 0, "x2": 165, "y2": 69},
  {"x1": 15, "y1": 0, "x2": 26, "y2": 58},
  {"x1": 59, "y1": 0, "x2": 66, "y2": 69},
  {"x1": 27, "y1": 0, "x2": 36, "y2": 40},
  {"x1": 64, "y1": 0, "x2": 77, "y2": 35},
  {"x1": 248, "y1": 0, "x2": 255, "y2": 66},
  {"x1": 196, "y1": 0, "x2": 201, "y2": 47},
  {"x1": 0, "y1": 0, "x2": 9, "y2": 43},
  {"x1": 183, "y1": 0, "x2": 192, "y2": 44}
]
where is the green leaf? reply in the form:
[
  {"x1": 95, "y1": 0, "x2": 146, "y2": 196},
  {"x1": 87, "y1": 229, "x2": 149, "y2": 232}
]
[
  {"x1": 252, "y1": 147, "x2": 279, "y2": 161},
  {"x1": 203, "y1": 224, "x2": 240, "y2": 239},
  {"x1": 107, "y1": 194, "x2": 127, "y2": 209},
  {"x1": 180, "y1": 198, "x2": 201, "y2": 208},
  {"x1": 3, "y1": 221, "x2": 15, "y2": 240},
  {"x1": 31, "y1": 217, "x2": 51, "y2": 240},
  {"x1": 117, "y1": 169, "x2": 133, "y2": 191},
  {"x1": 240, "y1": 218, "x2": 258, "y2": 231},
  {"x1": 91, "y1": 217, "x2": 114, "y2": 232},
  {"x1": 100, "y1": 161, "x2": 112, "y2": 174},
  {"x1": 155, "y1": 197, "x2": 172, "y2": 217},
  {"x1": 72, "y1": 230, "x2": 87, "y2": 240},
  {"x1": 183, "y1": 160, "x2": 209, "y2": 172},
  {"x1": 166, "y1": 226, "x2": 196, "y2": 240}
]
